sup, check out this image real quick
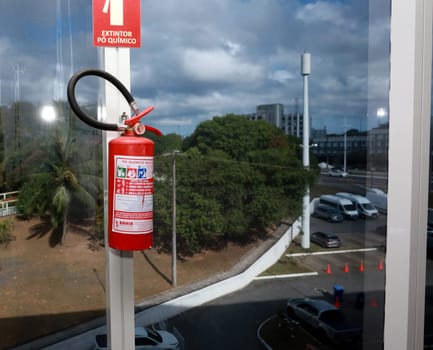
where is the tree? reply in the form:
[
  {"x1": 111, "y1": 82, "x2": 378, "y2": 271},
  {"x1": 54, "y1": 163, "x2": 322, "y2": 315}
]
[
  {"x1": 183, "y1": 114, "x2": 277, "y2": 161},
  {"x1": 17, "y1": 132, "x2": 101, "y2": 245},
  {"x1": 149, "y1": 132, "x2": 183, "y2": 155},
  {"x1": 0, "y1": 218, "x2": 14, "y2": 247},
  {"x1": 153, "y1": 114, "x2": 316, "y2": 255},
  {"x1": 0, "y1": 106, "x2": 5, "y2": 190}
]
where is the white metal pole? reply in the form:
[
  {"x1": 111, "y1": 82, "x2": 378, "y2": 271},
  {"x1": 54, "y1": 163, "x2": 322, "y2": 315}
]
[
  {"x1": 301, "y1": 52, "x2": 311, "y2": 249},
  {"x1": 343, "y1": 117, "x2": 347, "y2": 173},
  {"x1": 172, "y1": 151, "x2": 178, "y2": 287},
  {"x1": 103, "y1": 47, "x2": 135, "y2": 350}
]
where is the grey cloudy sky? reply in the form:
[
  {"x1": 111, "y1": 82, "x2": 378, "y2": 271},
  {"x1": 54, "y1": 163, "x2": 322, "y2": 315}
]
[{"x1": 0, "y1": 0, "x2": 390, "y2": 136}]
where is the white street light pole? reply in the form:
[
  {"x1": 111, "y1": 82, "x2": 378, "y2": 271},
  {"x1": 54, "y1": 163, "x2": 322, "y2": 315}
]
[
  {"x1": 301, "y1": 52, "x2": 311, "y2": 249},
  {"x1": 171, "y1": 150, "x2": 179, "y2": 287},
  {"x1": 344, "y1": 117, "x2": 347, "y2": 173}
]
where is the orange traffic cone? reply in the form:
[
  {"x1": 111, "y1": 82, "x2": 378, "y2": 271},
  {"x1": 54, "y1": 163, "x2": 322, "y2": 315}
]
[
  {"x1": 370, "y1": 297, "x2": 378, "y2": 308},
  {"x1": 359, "y1": 261, "x2": 365, "y2": 272},
  {"x1": 326, "y1": 263, "x2": 332, "y2": 274},
  {"x1": 378, "y1": 259, "x2": 384, "y2": 270},
  {"x1": 335, "y1": 295, "x2": 341, "y2": 307},
  {"x1": 343, "y1": 262, "x2": 349, "y2": 273}
]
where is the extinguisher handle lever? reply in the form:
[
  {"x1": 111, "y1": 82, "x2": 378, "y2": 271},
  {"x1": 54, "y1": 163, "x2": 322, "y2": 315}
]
[
  {"x1": 67, "y1": 69, "x2": 141, "y2": 131},
  {"x1": 124, "y1": 106, "x2": 154, "y2": 126}
]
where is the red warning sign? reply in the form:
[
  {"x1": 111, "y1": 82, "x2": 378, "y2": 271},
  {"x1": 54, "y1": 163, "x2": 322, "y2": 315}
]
[{"x1": 93, "y1": 0, "x2": 141, "y2": 48}]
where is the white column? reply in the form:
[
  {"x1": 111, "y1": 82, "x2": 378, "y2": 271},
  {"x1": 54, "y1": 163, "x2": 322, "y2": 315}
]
[
  {"x1": 103, "y1": 47, "x2": 135, "y2": 350},
  {"x1": 301, "y1": 52, "x2": 311, "y2": 249},
  {"x1": 385, "y1": 0, "x2": 432, "y2": 348},
  {"x1": 172, "y1": 151, "x2": 178, "y2": 287},
  {"x1": 343, "y1": 117, "x2": 347, "y2": 173}
]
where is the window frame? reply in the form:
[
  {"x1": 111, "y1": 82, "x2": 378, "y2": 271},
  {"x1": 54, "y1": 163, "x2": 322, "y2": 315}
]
[{"x1": 385, "y1": 0, "x2": 433, "y2": 348}]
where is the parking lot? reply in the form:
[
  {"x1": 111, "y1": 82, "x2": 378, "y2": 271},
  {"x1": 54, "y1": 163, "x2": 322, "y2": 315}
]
[
  {"x1": 257, "y1": 213, "x2": 388, "y2": 349},
  {"x1": 305, "y1": 213, "x2": 387, "y2": 272},
  {"x1": 168, "y1": 213, "x2": 389, "y2": 350}
]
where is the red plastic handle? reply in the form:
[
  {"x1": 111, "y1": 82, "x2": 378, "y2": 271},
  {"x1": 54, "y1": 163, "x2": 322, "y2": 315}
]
[
  {"x1": 124, "y1": 106, "x2": 155, "y2": 126},
  {"x1": 123, "y1": 106, "x2": 162, "y2": 136}
]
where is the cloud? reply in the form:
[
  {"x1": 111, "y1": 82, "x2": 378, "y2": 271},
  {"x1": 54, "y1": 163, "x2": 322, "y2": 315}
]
[
  {"x1": 156, "y1": 117, "x2": 193, "y2": 126},
  {"x1": 0, "y1": 0, "x2": 390, "y2": 135},
  {"x1": 0, "y1": 37, "x2": 10, "y2": 55},
  {"x1": 181, "y1": 48, "x2": 263, "y2": 84},
  {"x1": 268, "y1": 70, "x2": 294, "y2": 83},
  {"x1": 223, "y1": 40, "x2": 241, "y2": 55},
  {"x1": 296, "y1": 1, "x2": 353, "y2": 28}
]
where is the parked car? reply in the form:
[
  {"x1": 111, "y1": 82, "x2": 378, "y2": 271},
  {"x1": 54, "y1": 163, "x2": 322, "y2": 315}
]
[
  {"x1": 311, "y1": 231, "x2": 341, "y2": 248},
  {"x1": 327, "y1": 168, "x2": 348, "y2": 177},
  {"x1": 94, "y1": 326, "x2": 180, "y2": 350},
  {"x1": 313, "y1": 204, "x2": 344, "y2": 222},
  {"x1": 286, "y1": 298, "x2": 362, "y2": 344}
]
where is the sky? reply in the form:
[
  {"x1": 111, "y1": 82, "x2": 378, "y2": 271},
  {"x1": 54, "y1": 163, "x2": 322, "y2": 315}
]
[{"x1": 0, "y1": 0, "x2": 390, "y2": 136}]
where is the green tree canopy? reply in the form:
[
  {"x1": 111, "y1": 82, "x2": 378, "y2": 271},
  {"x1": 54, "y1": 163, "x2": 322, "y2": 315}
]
[
  {"x1": 153, "y1": 114, "x2": 317, "y2": 255},
  {"x1": 17, "y1": 132, "x2": 102, "y2": 246}
]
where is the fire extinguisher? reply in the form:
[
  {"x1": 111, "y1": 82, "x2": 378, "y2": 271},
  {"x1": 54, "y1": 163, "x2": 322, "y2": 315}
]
[{"x1": 67, "y1": 69, "x2": 162, "y2": 251}]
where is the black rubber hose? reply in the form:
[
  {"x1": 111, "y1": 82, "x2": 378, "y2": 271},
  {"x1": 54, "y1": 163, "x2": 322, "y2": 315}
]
[{"x1": 67, "y1": 68, "x2": 137, "y2": 131}]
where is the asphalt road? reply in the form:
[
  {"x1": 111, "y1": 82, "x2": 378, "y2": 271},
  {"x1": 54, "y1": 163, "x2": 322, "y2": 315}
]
[
  {"x1": 168, "y1": 215, "x2": 389, "y2": 349},
  {"x1": 318, "y1": 173, "x2": 388, "y2": 192}
]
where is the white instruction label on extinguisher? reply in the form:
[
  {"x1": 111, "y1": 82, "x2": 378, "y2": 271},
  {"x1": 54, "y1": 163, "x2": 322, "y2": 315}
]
[{"x1": 113, "y1": 155, "x2": 153, "y2": 234}]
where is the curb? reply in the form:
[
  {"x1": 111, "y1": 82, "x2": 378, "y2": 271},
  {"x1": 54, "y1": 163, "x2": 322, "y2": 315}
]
[
  {"x1": 254, "y1": 272, "x2": 318, "y2": 280},
  {"x1": 257, "y1": 315, "x2": 276, "y2": 350},
  {"x1": 286, "y1": 247, "x2": 377, "y2": 257}
]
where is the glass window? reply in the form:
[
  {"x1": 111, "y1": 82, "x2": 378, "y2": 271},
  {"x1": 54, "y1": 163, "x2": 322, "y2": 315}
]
[
  {"x1": 425, "y1": 17, "x2": 433, "y2": 349},
  {"x1": 0, "y1": 1, "x2": 104, "y2": 348},
  {"x1": 0, "y1": 0, "x2": 395, "y2": 349}
]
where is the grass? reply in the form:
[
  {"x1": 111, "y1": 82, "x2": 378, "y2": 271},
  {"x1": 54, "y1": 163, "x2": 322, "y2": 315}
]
[
  {"x1": 259, "y1": 237, "x2": 318, "y2": 277},
  {"x1": 286, "y1": 237, "x2": 324, "y2": 254},
  {"x1": 259, "y1": 235, "x2": 360, "y2": 277},
  {"x1": 310, "y1": 183, "x2": 341, "y2": 199},
  {"x1": 259, "y1": 255, "x2": 313, "y2": 276}
]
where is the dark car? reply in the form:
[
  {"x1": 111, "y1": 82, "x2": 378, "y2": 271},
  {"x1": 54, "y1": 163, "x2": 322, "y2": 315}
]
[
  {"x1": 311, "y1": 232, "x2": 341, "y2": 248},
  {"x1": 314, "y1": 204, "x2": 344, "y2": 222},
  {"x1": 286, "y1": 298, "x2": 362, "y2": 344}
]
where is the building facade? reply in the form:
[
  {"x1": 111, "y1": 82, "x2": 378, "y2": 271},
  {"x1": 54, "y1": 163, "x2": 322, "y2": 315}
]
[
  {"x1": 312, "y1": 124, "x2": 389, "y2": 167},
  {"x1": 249, "y1": 103, "x2": 305, "y2": 139}
]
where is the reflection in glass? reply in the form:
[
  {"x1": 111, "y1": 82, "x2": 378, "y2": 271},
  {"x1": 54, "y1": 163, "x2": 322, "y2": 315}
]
[{"x1": 0, "y1": 0, "x2": 391, "y2": 349}]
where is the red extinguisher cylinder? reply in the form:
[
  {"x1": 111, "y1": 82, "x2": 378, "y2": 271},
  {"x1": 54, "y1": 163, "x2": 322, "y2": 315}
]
[{"x1": 108, "y1": 131, "x2": 155, "y2": 251}]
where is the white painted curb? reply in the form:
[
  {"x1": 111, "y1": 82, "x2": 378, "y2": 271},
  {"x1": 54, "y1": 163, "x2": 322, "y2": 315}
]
[
  {"x1": 287, "y1": 247, "x2": 377, "y2": 257},
  {"x1": 254, "y1": 272, "x2": 318, "y2": 280},
  {"x1": 135, "y1": 218, "x2": 302, "y2": 325}
]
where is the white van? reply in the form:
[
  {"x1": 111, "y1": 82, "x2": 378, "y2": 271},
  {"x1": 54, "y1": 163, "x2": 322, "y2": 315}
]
[
  {"x1": 366, "y1": 188, "x2": 387, "y2": 214},
  {"x1": 335, "y1": 192, "x2": 379, "y2": 219},
  {"x1": 319, "y1": 195, "x2": 359, "y2": 220}
]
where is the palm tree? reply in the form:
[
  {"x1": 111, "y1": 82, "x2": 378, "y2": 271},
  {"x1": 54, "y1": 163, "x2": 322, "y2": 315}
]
[{"x1": 18, "y1": 131, "x2": 101, "y2": 245}]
